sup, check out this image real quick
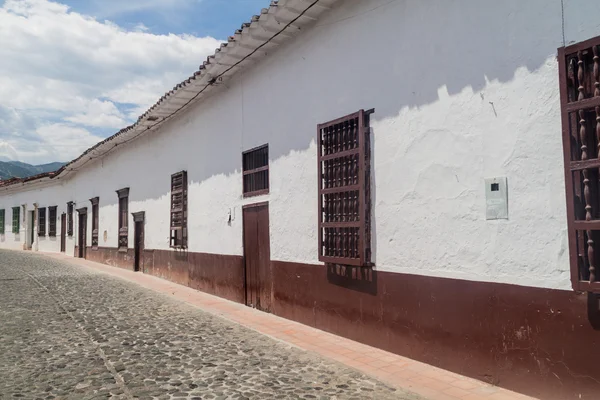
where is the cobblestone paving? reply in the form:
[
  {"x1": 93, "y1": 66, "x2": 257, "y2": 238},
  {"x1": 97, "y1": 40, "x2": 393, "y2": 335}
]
[{"x1": 0, "y1": 250, "x2": 421, "y2": 400}]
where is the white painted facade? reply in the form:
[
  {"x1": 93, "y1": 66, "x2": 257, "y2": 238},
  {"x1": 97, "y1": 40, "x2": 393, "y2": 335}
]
[{"x1": 1, "y1": 0, "x2": 600, "y2": 291}]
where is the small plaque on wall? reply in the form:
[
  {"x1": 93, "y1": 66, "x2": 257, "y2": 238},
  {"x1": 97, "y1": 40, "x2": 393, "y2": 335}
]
[{"x1": 485, "y1": 177, "x2": 508, "y2": 220}]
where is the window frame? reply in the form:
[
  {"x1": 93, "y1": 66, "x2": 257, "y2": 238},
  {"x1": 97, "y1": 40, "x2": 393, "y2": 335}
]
[
  {"x1": 170, "y1": 171, "x2": 188, "y2": 249},
  {"x1": 90, "y1": 197, "x2": 99, "y2": 249},
  {"x1": 242, "y1": 144, "x2": 269, "y2": 198},
  {"x1": 48, "y1": 206, "x2": 57, "y2": 237},
  {"x1": 38, "y1": 207, "x2": 46, "y2": 237},
  {"x1": 12, "y1": 207, "x2": 19, "y2": 234},
  {"x1": 116, "y1": 188, "x2": 129, "y2": 251},
  {"x1": 317, "y1": 109, "x2": 373, "y2": 267},
  {"x1": 559, "y1": 35, "x2": 600, "y2": 293}
]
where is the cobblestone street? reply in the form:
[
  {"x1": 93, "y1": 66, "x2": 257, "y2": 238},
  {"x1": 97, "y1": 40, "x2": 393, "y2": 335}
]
[{"x1": 0, "y1": 250, "x2": 420, "y2": 400}]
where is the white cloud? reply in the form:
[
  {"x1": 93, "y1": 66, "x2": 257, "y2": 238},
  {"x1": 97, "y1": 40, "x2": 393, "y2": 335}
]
[
  {"x1": 88, "y1": 0, "x2": 199, "y2": 18},
  {"x1": 0, "y1": 142, "x2": 20, "y2": 162},
  {"x1": 64, "y1": 99, "x2": 128, "y2": 129},
  {"x1": 0, "y1": 0, "x2": 222, "y2": 164}
]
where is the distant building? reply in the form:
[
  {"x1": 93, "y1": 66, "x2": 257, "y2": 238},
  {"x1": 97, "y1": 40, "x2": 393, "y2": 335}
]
[{"x1": 1, "y1": 1, "x2": 599, "y2": 398}]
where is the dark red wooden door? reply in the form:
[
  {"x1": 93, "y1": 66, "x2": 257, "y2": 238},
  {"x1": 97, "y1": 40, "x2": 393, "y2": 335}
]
[
  {"x1": 134, "y1": 220, "x2": 144, "y2": 272},
  {"x1": 243, "y1": 203, "x2": 272, "y2": 312},
  {"x1": 60, "y1": 213, "x2": 66, "y2": 252},
  {"x1": 78, "y1": 212, "x2": 87, "y2": 258}
]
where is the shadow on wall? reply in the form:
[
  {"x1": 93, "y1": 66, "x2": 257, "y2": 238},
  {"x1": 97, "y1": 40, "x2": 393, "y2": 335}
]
[{"x1": 87, "y1": 0, "x2": 562, "y2": 208}]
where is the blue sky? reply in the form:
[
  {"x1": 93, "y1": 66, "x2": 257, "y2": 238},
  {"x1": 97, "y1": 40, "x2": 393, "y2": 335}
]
[
  {"x1": 61, "y1": 0, "x2": 269, "y2": 38},
  {"x1": 0, "y1": 0, "x2": 270, "y2": 164}
]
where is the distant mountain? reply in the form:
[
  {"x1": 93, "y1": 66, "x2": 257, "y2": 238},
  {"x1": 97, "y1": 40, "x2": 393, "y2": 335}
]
[{"x1": 0, "y1": 161, "x2": 66, "y2": 181}]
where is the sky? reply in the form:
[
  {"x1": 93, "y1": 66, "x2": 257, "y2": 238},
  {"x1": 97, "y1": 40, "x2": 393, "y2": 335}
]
[{"x1": 0, "y1": 0, "x2": 269, "y2": 165}]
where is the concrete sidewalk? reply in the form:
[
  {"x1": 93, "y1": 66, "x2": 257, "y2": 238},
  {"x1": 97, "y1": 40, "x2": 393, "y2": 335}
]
[{"x1": 46, "y1": 252, "x2": 537, "y2": 400}]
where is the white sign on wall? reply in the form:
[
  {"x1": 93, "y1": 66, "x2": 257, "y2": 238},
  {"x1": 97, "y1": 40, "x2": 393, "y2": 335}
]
[{"x1": 485, "y1": 177, "x2": 508, "y2": 220}]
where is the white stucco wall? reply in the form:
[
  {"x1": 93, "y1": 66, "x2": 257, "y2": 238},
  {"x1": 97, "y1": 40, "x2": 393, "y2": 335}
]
[
  {"x1": 0, "y1": 182, "x2": 75, "y2": 255},
  {"x1": 2, "y1": 0, "x2": 600, "y2": 291}
]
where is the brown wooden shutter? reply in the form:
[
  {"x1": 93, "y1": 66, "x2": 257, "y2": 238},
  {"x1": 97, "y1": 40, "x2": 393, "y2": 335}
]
[
  {"x1": 317, "y1": 109, "x2": 373, "y2": 267},
  {"x1": 38, "y1": 207, "x2": 46, "y2": 236},
  {"x1": 242, "y1": 145, "x2": 269, "y2": 197},
  {"x1": 170, "y1": 171, "x2": 188, "y2": 249},
  {"x1": 48, "y1": 206, "x2": 57, "y2": 237},
  {"x1": 559, "y1": 36, "x2": 600, "y2": 293},
  {"x1": 90, "y1": 198, "x2": 99, "y2": 247},
  {"x1": 67, "y1": 202, "x2": 73, "y2": 237},
  {"x1": 12, "y1": 207, "x2": 19, "y2": 234},
  {"x1": 116, "y1": 188, "x2": 129, "y2": 249}
]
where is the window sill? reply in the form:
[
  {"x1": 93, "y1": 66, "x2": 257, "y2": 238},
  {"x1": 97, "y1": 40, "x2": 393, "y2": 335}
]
[
  {"x1": 118, "y1": 247, "x2": 128, "y2": 253},
  {"x1": 243, "y1": 189, "x2": 269, "y2": 198}
]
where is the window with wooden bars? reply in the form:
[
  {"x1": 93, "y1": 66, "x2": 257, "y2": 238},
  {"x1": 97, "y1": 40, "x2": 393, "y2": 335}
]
[
  {"x1": 0, "y1": 209, "x2": 4, "y2": 235},
  {"x1": 318, "y1": 109, "x2": 373, "y2": 267},
  {"x1": 116, "y1": 188, "x2": 129, "y2": 250},
  {"x1": 67, "y1": 202, "x2": 73, "y2": 236},
  {"x1": 170, "y1": 171, "x2": 188, "y2": 249},
  {"x1": 559, "y1": 35, "x2": 600, "y2": 294},
  {"x1": 12, "y1": 207, "x2": 19, "y2": 234},
  {"x1": 48, "y1": 206, "x2": 57, "y2": 237},
  {"x1": 38, "y1": 207, "x2": 46, "y2": 236},
  {"x1": 89, "y1": 197, "x2": 99, "y2": 248},
  {"x1": 242, "y1": 144, "x2": 269, "y2": 197}
]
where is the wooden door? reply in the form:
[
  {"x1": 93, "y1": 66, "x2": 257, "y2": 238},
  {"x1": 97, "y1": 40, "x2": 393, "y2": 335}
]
[
  {"x1": 60, "y1": 213, "x2": 66, "y2": 252},
  {"x1": 243, "y1": 203, "x2": 272, "y2": 312},
  {"x1": 134, "y1": 220, "x2": 144, "y2": 272},
  {"x1": 28, "y1": 211, "x2": 34, "y2": 249},
  {"x1": 78, "y1": 211, "x2": 87, "y2": 258}
]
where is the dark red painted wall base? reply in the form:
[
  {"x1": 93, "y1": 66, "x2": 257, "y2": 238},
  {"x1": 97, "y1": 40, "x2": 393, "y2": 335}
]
[
  {"x1": 86, "y1": 247, "x2": 244, "y2": 303},
  {"x1": 271, "y1": 262, "x2": 600, "y2": 400},
  {"x1": 86, "y1": 247, "x2": 134, "y2": 270},
  {"x1": 84, "y1": 247, "x2": 600, "y2": 400}
]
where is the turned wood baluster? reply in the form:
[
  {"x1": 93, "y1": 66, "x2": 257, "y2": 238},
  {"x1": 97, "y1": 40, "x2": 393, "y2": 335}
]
[
  {"x1": 344, "y1": 228, "x2": 349, "y2": 258},
  {"x1": 354, "y1": 191, "x2": 359, "y2": 221},
  {"x1": 595, "y1": 46, "x2": 600, "y2": 158},
  {"x1": 353, "y1": 154, "x2": 359, "y2": 185},
  {"x1": 343, "y1": 121, "x2": 348, "y2": 152},
  {"x1": 342, "y1": 191, "x2": 347, "y2": 222},
  {"x1": 333, "y1": 158, "x2": 338, "y2": 188},
  {"x1": 579, "y1": 50, "x2": 596, "y2": 281},
  {"x1": 344, "y1": 156, "x2": 348, "y2": 187}
]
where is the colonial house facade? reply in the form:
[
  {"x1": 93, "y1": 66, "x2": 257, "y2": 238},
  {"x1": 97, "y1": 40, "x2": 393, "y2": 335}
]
[{"x1": 1, "y1": 0, "x2": 600, "y2": 398}]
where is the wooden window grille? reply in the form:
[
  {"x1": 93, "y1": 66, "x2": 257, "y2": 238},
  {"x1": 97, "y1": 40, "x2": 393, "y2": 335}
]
[
  {"x1": 12, "y1": 207, "x2": 19, "y2": 234},
  {"x1": 242, "y1": 144, "x2": 269, "y2": 197},
  {"x1": 38, "y1": 207, "x2": 46, "y2": 236},
  {"x1": 67, "y1": 202, "x2": 74, "y2": 236},
  {"x1": 116, "y1": 188, "x2": 129, "y2": 250},
  {"x1": 318, "y1": 109, "x2": 373, "y2": 267},
  {"x1": 0, "y1": 209, "x2": 4, "y2": 235},
  {"x1": 559, "y1": 35, "x2": 600, "y2": 293},
  {"x1": 90, "y1": 198, "x2": 99, "y2": 248},
  {"x1": 170, "y1": 171, "x2": 188, "y2": 249},
  {"x1": 48, "y1": 206, "x2": 57, "y2": 237}
]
